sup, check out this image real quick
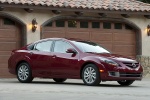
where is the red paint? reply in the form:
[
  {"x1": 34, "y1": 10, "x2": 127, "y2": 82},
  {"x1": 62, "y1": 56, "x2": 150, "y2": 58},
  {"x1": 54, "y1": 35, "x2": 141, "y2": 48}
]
[{"x1": 8, "y1": 38, "x2": 143, "y2": 81}]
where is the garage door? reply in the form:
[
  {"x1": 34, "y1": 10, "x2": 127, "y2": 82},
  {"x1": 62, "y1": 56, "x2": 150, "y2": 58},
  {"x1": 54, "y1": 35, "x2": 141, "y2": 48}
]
[
  {"x1": 42, "y1": 20, "x2": 136, "y2": 58},
  {"x1": 0, "y1": 17, "x2": 21, "y2": 78}
]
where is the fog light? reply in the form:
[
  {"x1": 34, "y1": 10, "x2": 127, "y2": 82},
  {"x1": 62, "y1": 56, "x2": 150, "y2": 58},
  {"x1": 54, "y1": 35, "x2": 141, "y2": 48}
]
[{"x1": 109, "y1": 72, "x2": 120, "y2": 77}]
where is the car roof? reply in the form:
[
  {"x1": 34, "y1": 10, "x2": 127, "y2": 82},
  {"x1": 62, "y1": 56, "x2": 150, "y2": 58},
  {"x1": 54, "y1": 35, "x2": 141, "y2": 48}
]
[{"x1": 34, "y1": 38, "x2": 89, "y2": 43}]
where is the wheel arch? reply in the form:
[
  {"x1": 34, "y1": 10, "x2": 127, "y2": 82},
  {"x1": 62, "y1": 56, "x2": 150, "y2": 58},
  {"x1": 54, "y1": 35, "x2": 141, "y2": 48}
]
[
  {"x1": 80, "y1": 61, "x2": 102, "y2": 79},
  {"x1": 15, "y1": 60, "x2": 30, "y2": 74}
]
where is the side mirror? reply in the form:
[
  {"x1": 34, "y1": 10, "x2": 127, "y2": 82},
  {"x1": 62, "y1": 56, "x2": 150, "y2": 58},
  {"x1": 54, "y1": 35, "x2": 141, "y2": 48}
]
[{"x1": 66, "y1": 48, "x2": 77, "y2": 54}]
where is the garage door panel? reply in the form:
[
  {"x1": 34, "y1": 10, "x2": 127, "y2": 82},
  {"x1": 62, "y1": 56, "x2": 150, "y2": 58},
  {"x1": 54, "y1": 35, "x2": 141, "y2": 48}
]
[
  {"x1": 0, "y1": 56, "x2": 9, "y2": 63},
  {"x1": 70, "y1": 28, "x2": 90, "y2": 31},
  {"x1": 0, "y1": 42, "x2": 17, "y2": 51},
  {"x1": 42, "y1": 31, "x2": 65, "y2": 38},
  {"x1": 101, "y1": 45, "x2": 112, "y2": 52},
  {"x1": 42, "y1": 20, "x2": 136, "y2": 59},
  {"x1": 114, "y1": 51, "x2": 135, "y2": 56},
  {"x1": 0, "y1": 18, "x2": 21, "y2": 78},
  {"x1": 113, "y1": 52, "x2": 135, "y2": 58},
  {"x1": 0, "y1": 51, "x2": 11, "y2": 55},
  {"x1": 93, "y1": 41, "x2": 113, "y2": 44},
  {"x1": 0, "y1": 30, "x2": 16, "y2": 38},
  {"x1": 43, "y1": 28, "x2": 66, "y2": 31},
  {"x1": 114, "y1": 41, "x2": 135, "y2": 45},
  {"x1": 0, "y1": 38, "x2": 18, "y2": 42},
  {"x1": 92, "y1": 41, "x2": 113, "y2": 51},
  {"x1": 113, "y1": 45, "x2": 135, "y2": 53},
  {"x1": 114, "y1": 33, "x2": 135, "y2": 41},
  {"x1": 66, "y1": 32, "x2": 90, "y2": 40},
  {"x1": 91, "y1": 32, "x2": 113, "y2": 41},
  {"x1": 0, "y1": 67, "x2": 15, "y2": 77}
]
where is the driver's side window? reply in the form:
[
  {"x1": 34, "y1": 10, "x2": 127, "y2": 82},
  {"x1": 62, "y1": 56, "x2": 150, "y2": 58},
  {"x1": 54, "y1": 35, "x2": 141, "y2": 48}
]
[{"x1": 53, "y1": 40, "x2": 72, "y2": 53}]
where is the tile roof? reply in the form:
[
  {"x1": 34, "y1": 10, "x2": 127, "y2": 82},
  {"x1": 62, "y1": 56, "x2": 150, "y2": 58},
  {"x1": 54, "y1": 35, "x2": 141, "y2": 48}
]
[{"x1": 0, "y1": 0, "x2": 150, "y2": 12}]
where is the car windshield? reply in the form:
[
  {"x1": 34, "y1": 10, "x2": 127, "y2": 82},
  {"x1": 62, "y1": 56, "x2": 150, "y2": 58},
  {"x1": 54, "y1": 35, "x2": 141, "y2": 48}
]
[{"x1": 71, "y1": 41, "x2": 110, "y2": 53}]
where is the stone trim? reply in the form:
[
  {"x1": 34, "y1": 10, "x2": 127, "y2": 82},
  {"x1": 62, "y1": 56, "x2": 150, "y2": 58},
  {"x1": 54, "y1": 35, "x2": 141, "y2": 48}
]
[{"x1": 137, "y1": 55, "x2": 150, "y2": 77}]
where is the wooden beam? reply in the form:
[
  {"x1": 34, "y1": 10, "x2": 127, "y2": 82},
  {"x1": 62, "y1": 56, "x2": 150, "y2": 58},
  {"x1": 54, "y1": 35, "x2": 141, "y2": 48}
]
[
  {"x1": 75, "y1": 11, "x2": 83, "y2": 16},
  {"x1": 24, "y1": 8, "x2": 33, "y2": 13},
  {"x1": 121, "y1": 14, "x2": 130, "y2": 18},
  {"x1": 98, "y1": 13, "x2": 107, "y2": 17},
  {"x1": 144, "y1": 15, "x2": 150, "y2": 19},
  {"x1": 0, "y1": 7, "x2": 4, "y2": 11},
  {"x1": 52, "y1": 10, "x2": 61, "y2": 14}
]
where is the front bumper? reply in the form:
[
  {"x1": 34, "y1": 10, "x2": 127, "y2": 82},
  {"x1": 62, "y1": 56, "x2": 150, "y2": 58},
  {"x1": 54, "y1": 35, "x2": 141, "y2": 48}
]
[
  {"x1": 101, "y1": 71, "x2": 143, "y2": 81},
  {"x1": 100, "y1": 65, "x2": 143, "y2": 81},
  {"x1": 108, "y1": 71, "x2": 142, "y2": 77}
]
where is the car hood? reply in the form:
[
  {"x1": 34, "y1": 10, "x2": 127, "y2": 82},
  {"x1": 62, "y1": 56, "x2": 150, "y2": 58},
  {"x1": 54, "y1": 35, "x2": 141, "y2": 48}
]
[{"x1": 87, "y1": 53, "x2": 137, "y2": 63}]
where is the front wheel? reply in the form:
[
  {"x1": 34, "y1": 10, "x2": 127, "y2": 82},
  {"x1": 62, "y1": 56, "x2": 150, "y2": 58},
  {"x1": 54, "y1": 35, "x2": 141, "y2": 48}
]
[
  {"x1": 82, "y1": 64, "x2": 101, "y2": 86},
  {"x1": 17, "y1": 62, "x2": 33, "y2": 83},
  {"x1": 117, "y1": 80, "x2": 135, "y2": 86}
]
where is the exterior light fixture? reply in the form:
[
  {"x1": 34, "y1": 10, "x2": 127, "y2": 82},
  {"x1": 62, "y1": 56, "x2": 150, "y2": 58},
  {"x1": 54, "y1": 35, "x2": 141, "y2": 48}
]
[
  {"x1": 32, "y1": 18, "x2": 37, "y2": 32},
  {"x1": 147, "y1": 24, "x2": 150, "y2": 36}
]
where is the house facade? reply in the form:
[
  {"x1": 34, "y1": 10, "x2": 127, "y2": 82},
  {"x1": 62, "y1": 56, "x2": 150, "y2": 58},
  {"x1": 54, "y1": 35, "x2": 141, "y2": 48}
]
[{"x1": 0, "y1": 0, "x2": 150, "y2": 78}]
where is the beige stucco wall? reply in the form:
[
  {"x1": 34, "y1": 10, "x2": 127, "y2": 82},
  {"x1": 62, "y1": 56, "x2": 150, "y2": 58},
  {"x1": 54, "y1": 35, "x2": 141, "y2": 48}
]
[{"x1": 2, "y1": 8, "x2": 150, "y2": 55}]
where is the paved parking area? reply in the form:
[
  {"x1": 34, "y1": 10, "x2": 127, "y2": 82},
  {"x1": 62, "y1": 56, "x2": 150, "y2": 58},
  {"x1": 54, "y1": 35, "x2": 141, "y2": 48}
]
[{"x1": 0, "y1": 78, "x2": 150, "y2": 100}]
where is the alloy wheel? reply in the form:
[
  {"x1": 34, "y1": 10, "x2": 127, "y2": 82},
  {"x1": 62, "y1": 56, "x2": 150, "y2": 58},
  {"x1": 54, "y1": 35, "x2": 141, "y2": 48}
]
[
  {"x1": 18, "y1": 65, "x2": 29, "y2": 81},
  {"x1": 82, "y1": 64, "x2": 101, "y2": 86},
  {"x1": 84, "y1": 67, "x2": 96, "y2": 84}
]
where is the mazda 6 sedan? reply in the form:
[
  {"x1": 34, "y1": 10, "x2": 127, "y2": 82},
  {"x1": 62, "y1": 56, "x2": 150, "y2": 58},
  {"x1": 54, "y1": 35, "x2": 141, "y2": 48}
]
[{"x1": 8, "y1": 38, "x2": 143, "y2": 86}]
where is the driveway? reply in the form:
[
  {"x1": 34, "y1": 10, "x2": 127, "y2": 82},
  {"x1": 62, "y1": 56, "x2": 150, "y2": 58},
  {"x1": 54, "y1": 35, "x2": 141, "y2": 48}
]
[{"x1": 0, "y1": 78, "x2": 150, "y2": 100}]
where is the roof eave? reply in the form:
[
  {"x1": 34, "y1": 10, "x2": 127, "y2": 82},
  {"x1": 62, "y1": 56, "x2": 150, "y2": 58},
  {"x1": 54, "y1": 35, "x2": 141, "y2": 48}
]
[{"x1": 0, "y1": 4, "x2": 150, "y2": 15}]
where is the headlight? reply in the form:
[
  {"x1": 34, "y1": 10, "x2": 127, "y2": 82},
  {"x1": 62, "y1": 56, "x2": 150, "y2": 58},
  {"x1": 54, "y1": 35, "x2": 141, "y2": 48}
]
[{"x1": 99, "y1": 57, "x2": 118, "y2": 66}]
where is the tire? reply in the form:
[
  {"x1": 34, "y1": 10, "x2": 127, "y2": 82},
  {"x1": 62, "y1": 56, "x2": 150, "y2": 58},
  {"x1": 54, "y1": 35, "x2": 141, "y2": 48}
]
[
  {"x1": 117, "y1": 80, "x2": 135, "y2": 86},
  {"x1": 17, "y1": 62, "x2": 33, "y2": 83},
  {"x1": 53, "y1": 78, "x2": 67, "y2": 83},
  {"x1": 82, "y1": 64, "x2": 101, "y2": 86}
]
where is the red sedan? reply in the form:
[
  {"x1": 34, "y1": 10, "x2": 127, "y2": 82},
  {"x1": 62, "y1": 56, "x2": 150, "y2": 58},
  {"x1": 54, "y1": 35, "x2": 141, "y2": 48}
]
[{"x1": 8, "y1": 38, "x2": 143, "y2": 86}]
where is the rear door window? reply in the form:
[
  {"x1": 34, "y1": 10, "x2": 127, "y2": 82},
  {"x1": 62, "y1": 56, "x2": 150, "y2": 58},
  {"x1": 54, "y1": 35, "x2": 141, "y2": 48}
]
[{"x1": 34, "y1": 41, "x2": 53, "y2": 52}]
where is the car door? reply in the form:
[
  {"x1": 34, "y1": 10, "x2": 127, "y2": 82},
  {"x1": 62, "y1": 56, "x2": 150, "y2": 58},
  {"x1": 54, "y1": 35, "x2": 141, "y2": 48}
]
[
  {"x1": 29, "y1": 40, "x2": 53, "y2": 77},
  {"x1": 50, "y1": 40, "x2": 79, "y2": 78}
]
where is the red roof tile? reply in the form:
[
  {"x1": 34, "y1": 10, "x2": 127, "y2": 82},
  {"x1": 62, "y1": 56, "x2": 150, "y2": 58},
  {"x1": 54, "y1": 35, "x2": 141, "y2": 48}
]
[{"x1": 0, "y1": 0, "x2": 150, "y2": 12}]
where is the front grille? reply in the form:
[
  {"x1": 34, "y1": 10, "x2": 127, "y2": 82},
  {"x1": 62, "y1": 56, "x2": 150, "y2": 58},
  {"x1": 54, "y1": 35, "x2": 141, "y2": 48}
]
[
  {"x1": 123, "y1": 62, "x2": 139, "y2": 68},
  {"x1": 120, "y1": 72, "x2": 142, "y2": 77}
]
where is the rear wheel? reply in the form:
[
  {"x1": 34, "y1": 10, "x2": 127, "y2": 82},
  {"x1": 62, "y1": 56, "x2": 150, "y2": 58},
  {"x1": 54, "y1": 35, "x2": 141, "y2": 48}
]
[
  {"x1": 82, "y1": 64, "x2": 101, "y2": 86},
  {"x1": 117, "y1": 80, "x2": 135, "y2": 86},
  {"x1": 53, "y1": 78, "x2": 67, "y2": 83},
  {"x1": 17, "y1": 62, "x2": 33, "y2": 83}
]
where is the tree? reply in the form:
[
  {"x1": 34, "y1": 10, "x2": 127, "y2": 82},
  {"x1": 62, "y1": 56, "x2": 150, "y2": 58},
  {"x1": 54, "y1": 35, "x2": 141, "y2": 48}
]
[{"x1": 137, "y1": 0, "x2": 150, "y2": 3}]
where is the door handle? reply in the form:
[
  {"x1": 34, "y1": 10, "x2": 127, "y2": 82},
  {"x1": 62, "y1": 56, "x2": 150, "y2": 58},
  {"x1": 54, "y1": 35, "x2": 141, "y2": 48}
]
[{"x1": 52, "y1": 55, "x2": 56, "y2": 58}]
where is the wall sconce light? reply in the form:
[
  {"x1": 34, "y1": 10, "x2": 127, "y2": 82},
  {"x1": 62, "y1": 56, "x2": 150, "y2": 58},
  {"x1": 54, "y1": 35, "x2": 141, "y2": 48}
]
[
  {"x1": 147, "y1": 24, "x2": 150, "y2": 36},
  {"x1": 32, "y1": 18, "x2": 37, "y2": 32}
]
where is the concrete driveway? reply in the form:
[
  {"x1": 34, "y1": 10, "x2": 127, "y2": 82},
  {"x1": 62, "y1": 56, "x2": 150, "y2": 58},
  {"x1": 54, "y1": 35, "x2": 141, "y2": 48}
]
[{"x1": 0, "y1": 78, "x2": 150, "y2": 100}]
